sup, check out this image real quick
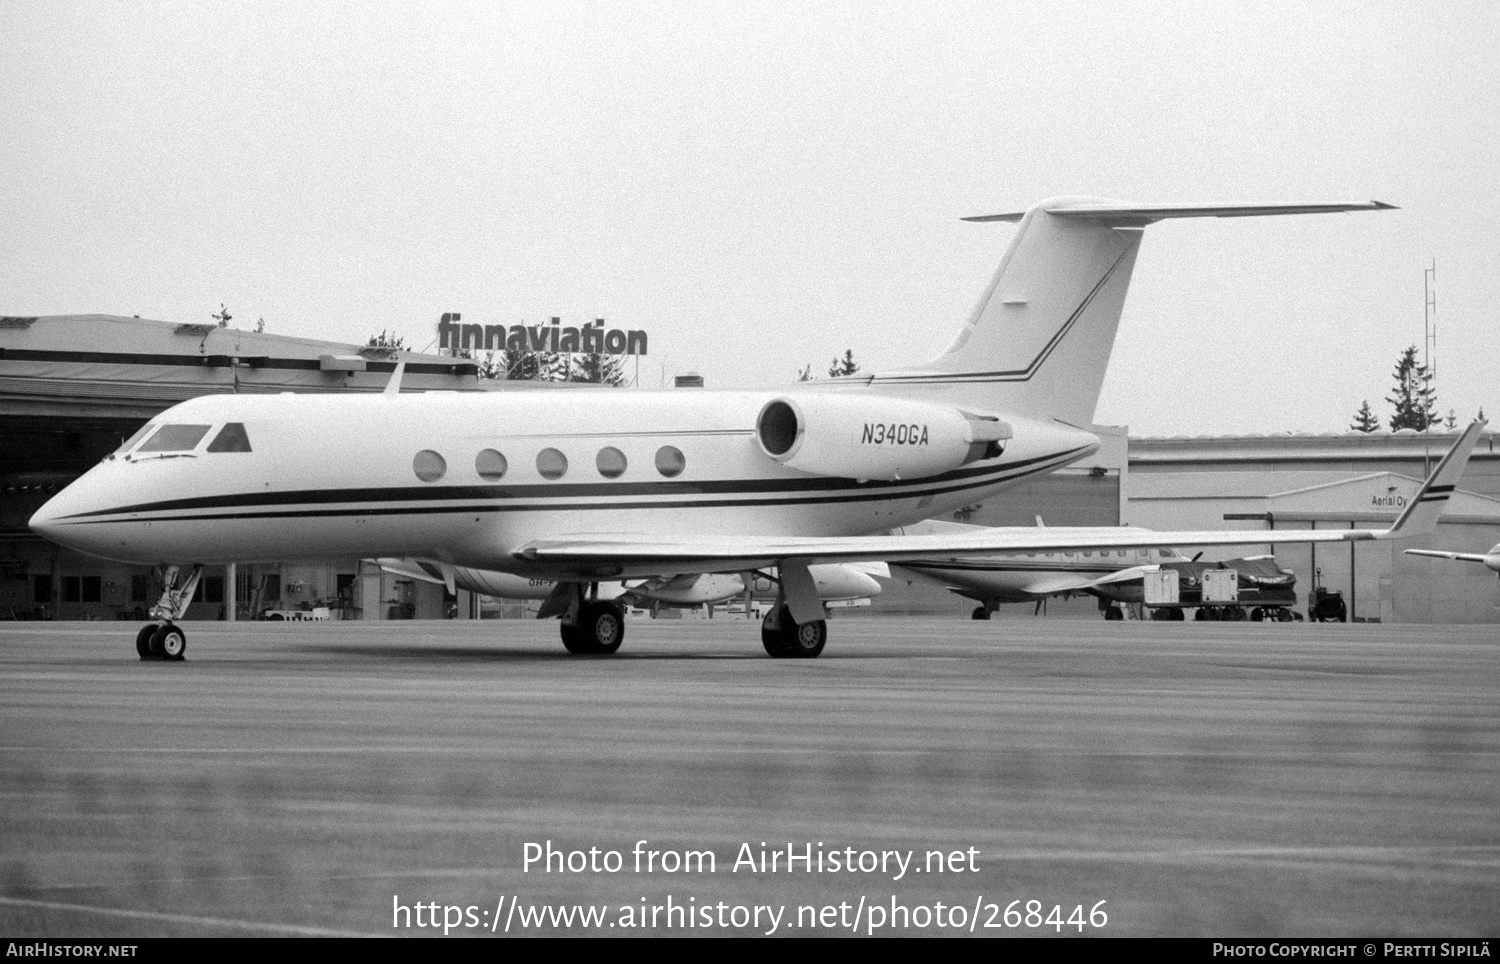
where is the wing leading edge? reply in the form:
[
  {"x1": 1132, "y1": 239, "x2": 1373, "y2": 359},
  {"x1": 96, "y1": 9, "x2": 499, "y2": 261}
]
[{"x1": 515, "y1": 421, "x2": 1484, "y2": 573}]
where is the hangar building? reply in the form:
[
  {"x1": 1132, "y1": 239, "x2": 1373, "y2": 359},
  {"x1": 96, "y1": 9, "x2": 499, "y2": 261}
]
[
  {"x1": 0, "y1": 314, "x2": 481, "y2": 622},
  {"x1": 1126, "y1": 430, "x2": 1500, "y2": 623}
]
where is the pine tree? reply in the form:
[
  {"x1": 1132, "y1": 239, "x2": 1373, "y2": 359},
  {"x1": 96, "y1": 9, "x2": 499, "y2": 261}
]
[
  {"x1": 501, "y1": 350, "x2": 541, "y2": 381},
  {"x1": 828, "y1": 349, "x2": 860, "y2": 378},
  {"x1": 1445, "y1": 409, "x2": 1458, "y2": 430},
  {"x1": 474, "y1": 350, "x2": 505, "y2": 380},
  {"x1": 1350, "y1": 400, "x2": 1380, "y2": 433},
  {"x1": 1386, "y1": 345, "x2": 1438, "y2": 431},
  {"x1": 796, "y1": 364, "x2": 814, "y2": 382},
  {"x1": 539, "y1": 352, "x2": 570, "y2": 382},
  {"x1": 366, "y1": 329, "x2": 406, "y2": 350},
  {"x1": 571, "y1": 352, "x2": 627, "y2": 386}
]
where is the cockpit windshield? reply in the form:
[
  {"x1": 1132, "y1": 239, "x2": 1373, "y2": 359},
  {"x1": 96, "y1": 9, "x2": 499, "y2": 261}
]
[
  {"x1": 113, "y1": 423, "x2": 157, "y2": 454},
  {"x1": 135, "y1": 424, "x2": 212, "y2": 453},
  {"x1": 207, "y1": 423, "x2": 253, "y2": 453}
]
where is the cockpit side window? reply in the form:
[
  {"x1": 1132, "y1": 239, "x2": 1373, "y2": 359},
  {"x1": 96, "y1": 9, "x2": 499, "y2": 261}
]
[
  {"x1": 135, "y1": 424, "x2": 212, "y2": 453},
  {"x1": 207, "y1": 423, "x2": 253, "y2": 453},
  {"x1": 114, "y1": 423, "x2": 157, "y2": 454}
]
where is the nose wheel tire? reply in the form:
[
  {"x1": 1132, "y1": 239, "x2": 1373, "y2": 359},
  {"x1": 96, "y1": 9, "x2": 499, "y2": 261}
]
[
  {"x1": 135, "y1": 625, "x2": 156, "y2": 660},
  {"x1": 141, "y1": 624, "x2": 186, "y2": 661}
]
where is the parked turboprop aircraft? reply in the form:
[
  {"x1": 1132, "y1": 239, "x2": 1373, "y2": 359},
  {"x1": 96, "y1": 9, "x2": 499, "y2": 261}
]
[
  {"x1": 32, "y1": 196, "x2": 1432, "y2": 661},
  {"x1": 373, "y1": 558, "x2": 885, "y2": 610},
  {"x1": 1404, "y1": 544, "x2": 1500, "y2": 575}
]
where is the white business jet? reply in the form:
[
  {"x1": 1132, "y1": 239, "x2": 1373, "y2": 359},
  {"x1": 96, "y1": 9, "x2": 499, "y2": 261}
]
[
  {"x1": 1404, "y1": 544, "x2": 1500, "y2": 576},
  {"x1": 34, "y1": 196, "x2": 1442, "y2": 661}
]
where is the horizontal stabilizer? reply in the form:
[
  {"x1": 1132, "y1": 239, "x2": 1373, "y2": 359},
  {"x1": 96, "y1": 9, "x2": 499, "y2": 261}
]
[
  {"x1": 963, "y1": 201, "x2": 1396, "y2": 224},
  {"x1": 1404, "y1": 549, "x2": 1489, "y2": 564}
]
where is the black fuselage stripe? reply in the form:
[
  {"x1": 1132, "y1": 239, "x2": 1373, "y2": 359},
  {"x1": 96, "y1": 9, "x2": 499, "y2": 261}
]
[
  {"x1": 58, "y1": 454, "x2": 1085, "y2": 526},
  {"x1": 58, "y1": 447, "x2": 1093, "y2": 522}
]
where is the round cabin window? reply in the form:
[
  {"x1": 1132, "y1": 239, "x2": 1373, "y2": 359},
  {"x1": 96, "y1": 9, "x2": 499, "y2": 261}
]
[
  {"x1": 537, "y1": 448, "x2": 568, "y2": 480},
  {"x1": 655, "y1": 446, "x2": 685, "y2": 478},
  {"x1": 475, "y1": 449, "x2": 507, "y2": 481},
  {"x1": 596, "y1": 447, "x2": 628, "y2": 479},
  {"x1": 413, "y1": 450, "x2": 446, "y2": 483}
]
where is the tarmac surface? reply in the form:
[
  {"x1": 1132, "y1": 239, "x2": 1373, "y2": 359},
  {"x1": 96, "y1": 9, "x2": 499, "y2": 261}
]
[{"x1": 1, "y1": 615, "x2": 1497, "y2": 938}]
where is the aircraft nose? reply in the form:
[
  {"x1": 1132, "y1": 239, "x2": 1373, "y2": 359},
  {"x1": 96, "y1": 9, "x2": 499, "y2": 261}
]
[
  {"x1": 28, "y1": 479, "x2": 110, "y2": 557},
  {"x1": 28, "y1": 495, "x2": 64, "y2": 542}
]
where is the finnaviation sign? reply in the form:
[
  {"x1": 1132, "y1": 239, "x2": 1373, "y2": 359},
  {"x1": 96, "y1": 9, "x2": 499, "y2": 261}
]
[{"x1": 437, "y1": 313, "x2": 648, "y2": 356}]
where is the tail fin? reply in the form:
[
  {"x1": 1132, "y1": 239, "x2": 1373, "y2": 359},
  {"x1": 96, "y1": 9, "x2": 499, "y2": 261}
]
[
  {"x1": 870, "y1": 198, "x2": 1394, "y2": 424},
  {"x1": 1382, "y1": 420, "x2": 1485, "y2": 538}
]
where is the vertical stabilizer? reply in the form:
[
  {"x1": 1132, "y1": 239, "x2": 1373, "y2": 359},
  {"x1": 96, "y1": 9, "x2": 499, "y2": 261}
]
[{"x1": 868, "y1": 198, "x2": 1394, "y2": 425}]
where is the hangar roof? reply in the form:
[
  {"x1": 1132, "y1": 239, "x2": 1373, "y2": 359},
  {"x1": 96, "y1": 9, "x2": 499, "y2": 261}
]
[
  {"x1": 0, "y1": 313, "x2": 483, "y2": 419},
  {"x1": 1130, "y1": 427, "x2": 1499, "y2": 465}
]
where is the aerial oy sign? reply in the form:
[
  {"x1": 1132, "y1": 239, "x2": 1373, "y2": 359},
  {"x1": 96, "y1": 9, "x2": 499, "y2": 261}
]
[{"x1": 437, "y1": 313, "x2": 648, "y2": 356}]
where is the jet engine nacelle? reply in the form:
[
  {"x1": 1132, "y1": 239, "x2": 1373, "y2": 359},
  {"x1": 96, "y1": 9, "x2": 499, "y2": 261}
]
[{"x1": 755, "y1": 395, "x2": 1010, "y2": 481}]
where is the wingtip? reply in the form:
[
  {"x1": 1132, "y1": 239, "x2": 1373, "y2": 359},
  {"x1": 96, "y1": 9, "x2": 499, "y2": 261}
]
[{"x1": 1371, "y1": 200, "x2": 1399, "y2": 210}]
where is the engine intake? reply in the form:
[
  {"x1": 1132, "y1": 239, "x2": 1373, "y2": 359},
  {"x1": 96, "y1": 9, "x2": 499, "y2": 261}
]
[{"x1": 755, "y1": 395, "x2": 1009, "y2": 481}]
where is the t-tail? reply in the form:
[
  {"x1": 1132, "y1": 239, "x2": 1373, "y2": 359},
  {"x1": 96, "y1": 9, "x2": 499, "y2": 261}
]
[
  {"x1": 1381, "y1": 419, "x2": 1485, "y2": 538},
  {"x1": 869, "y1": 198, "x2": 1396, "y2": 425}
]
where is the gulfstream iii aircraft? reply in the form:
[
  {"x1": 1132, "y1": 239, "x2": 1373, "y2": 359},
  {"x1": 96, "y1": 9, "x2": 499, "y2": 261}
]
[{"x1": 31, "y1": 197, "x2": 1424, "y2": 660}]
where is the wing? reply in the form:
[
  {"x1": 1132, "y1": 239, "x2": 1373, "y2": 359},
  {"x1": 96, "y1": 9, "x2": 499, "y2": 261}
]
[{"x1": 514, "y1": 421, "x2": 1482, "y2": 623}]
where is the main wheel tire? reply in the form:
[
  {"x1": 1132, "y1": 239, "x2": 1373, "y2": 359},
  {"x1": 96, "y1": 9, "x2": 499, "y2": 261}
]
[
  {"x1": 761, "y1": 611, "x2": 791, "y2": 657},
  {"x1": 560, "y1": 621, "x2": 593, "y2": 654},
  {"x1": 1250, "y1": 608, "x2": 1264, "y2": 622},
  {"x1": 1170, "y1": 608, "x2": 1185, "y2": 621},
  {"x1": 971, "y1": 606, "x2": 991, "y2": 621},
  {"x1": 582, "y1": 601, "x2": 624, "y2": 654},
  {"x1": 135, "y1": 624, "x2": 157, "y2": 659},
  {"x1": 1277, "y1": 608, "x2": 1295, "y2": 622},
  {"x1": 150, "y1": 624, "x2": 186, "y2": 661},
  {"x1": 777, "y1": 609, "x2": 826, "y2": 659},
  {"x1": 563, "y1": 602, "x2": 624, "y2": 655},
  {"x1": 1103, "y1": 606, "x2": 1123, "y2": 621}
]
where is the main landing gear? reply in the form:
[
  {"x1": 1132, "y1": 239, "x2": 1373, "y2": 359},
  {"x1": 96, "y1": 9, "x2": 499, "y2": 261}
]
[
  {"x1": 543, "y1": 582, "x2": 626, "y2": 655},
  {"x1": 135, "y1": 565, "x2": 201, "y2": 661},
  {"x1": 562, "y1": 599, "x2": 626, "y2": 655},
  {"x1": 761, "y1": 606, "x2": 827, "y2": 659}
]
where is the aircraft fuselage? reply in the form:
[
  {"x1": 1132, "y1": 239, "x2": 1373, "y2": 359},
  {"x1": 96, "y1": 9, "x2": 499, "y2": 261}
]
[{"x1": 31, "y1": 387, "x2": 1098, "y2": 579}]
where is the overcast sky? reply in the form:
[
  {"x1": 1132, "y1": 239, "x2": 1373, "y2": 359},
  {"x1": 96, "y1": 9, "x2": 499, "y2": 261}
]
[{"x1": 3, "y1": 1, "x2": 1495, "y2": 436}]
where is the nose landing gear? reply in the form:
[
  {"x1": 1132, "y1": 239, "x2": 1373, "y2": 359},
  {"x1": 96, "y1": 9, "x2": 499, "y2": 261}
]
[{"x1": 135, "y1": 564, "x2": 202, "y2": 662}]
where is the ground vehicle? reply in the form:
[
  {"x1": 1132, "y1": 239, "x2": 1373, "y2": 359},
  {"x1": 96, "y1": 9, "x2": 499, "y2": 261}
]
[
  {"x1": 1307, "y1": 586, "x2": 1347, "y2": 622},
  {"x1": 1100, "y1": 556, "x2": 1299, "y2": 622}
]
